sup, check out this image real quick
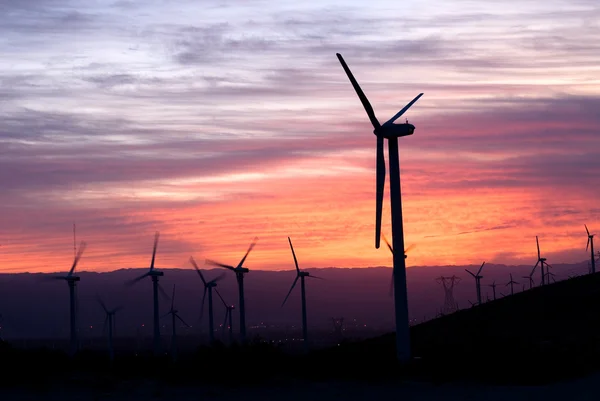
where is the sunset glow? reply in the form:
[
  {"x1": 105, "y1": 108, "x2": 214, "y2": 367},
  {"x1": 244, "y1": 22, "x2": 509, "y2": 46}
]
[{"x1": 1, "y1": 0, "x2": 599, "y2": 273}]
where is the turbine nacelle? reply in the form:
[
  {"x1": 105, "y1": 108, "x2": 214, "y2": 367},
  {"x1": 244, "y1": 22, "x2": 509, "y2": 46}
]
[{"x1": 375, "y1": 123, "x2": 415, "y2": 138}]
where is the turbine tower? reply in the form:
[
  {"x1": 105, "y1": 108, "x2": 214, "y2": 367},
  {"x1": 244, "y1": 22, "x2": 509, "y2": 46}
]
[
  {"x1": 125, "y1": 232, "x2": 168, "y2": 356},
  {"x1": 336, "y1": 53, "x2": 423, "y2": 363},
  {"x1": 214, "y1": 288, "x2": 234, "y2": 344},
  {"x1": 48, "y1": 241, "x2": 86, "y2": 356},
  {"x1": 532, "y1": 236, "x2": 548, "y2": 286},
  {"x1": 435, "y1": 276, "x2": 460, "y2": 314},
  {"x1": 586, "y1": 225, "x2": 596, "y2": 274},
  {"x1": 98, "y1": 297, "x2": 122, "y2": 362},
  {"x1": 465, "y1": 262, "x2": 485, "y2": 305},
  {"x1": 506, "y1": 273, "x2": 519, "y2": 296},
  {"x1": 488, "y1": 281, "x2": 497, "y2": 300},
  {"x1": 206, "y1": 237, "x2": 258, "y2": 343},
  {"x1": 164, "y1": 284, "x2": 190, "y2": 362},
  {"x1": 190, "y1": 256, "x2": 225, "y2": 344},
  {"x1": 281, "y1": 237, "x2": 323, "y2": 353}
]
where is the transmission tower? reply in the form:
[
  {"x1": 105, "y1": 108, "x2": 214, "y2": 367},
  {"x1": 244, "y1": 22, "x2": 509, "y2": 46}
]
[{"x1": 436, "y1": 275, "x2": 461, "y2": 314}]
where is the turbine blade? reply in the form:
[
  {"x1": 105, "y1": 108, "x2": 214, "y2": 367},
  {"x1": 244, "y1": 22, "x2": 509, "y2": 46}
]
[
  {"x1": 404, "y1": 243, "x2": 416, "y2": 254},
  {"x1": 214, "y1": 288, "x2": 227, "y2": 307},
  {"x1": 171, "y1": 284, "x2": 176, "y2": 310},
  {"x1": 124, "y1": 272, "x2": 150, "y2": 286},
  {"x1": 587, "y1": 237, "x2": 590, "y2": 252},
  {"x1": 288, "y1": 237, "x2": 300, "y2": 274},
  {"x1": 199, "y1": 287, "x2": 207, "y2": 321},
  {"x1": 190, "y1": 256, "x2": 207, "y2": 285},
  {"x1": 175, "y1": 314, "x2": 191, "y2": 328},
  {"x1": 465, "y1": 269, "x2": 475, "y2": 277},
  {"x1": 586, "y1": 224, "x2": 590, "y2": 236},
  {"x1": 69, "y1": 241, "x2": 87, "y2": 276},
  {"x1": 281, "y1": 276, "x2": 299, "y2": 307},
  {"x1": 158, "y1": 282, "x2": 170, "y2": 301},
  {"x1": 536, "y1": 236, "x2": 540, "y2": 259},
  {"x1": 375, "y1": 135, "x2": 385, "y2": 249},
  {"x1": 307, "y1": 274, "x2": 325, "y2": 280},
  {"x1": 209, "y1": 272, "x2": 227, "y2": 285},
  {"x1": 205, "y1": 259, "x2": 235, "y2": 271},
  {"x1": 383, "y1": 93, "x2": 424, "y2": 125},
  {"x1": 530, "y1": 261, "x2": 539, "y2": 276},
  {"x1": 477, "y1": 261, "x2": 485, "y2": 275},
  {"x1": 237, "y1": 237, "x2": 258, "y2": 269},
  {"x1": 382, "y1": 233, "x2": 394, "y2": 255},
  {"x1": 150, "y1": 231, "x2": 160, "y2": 270},
  {"x1": 97, "y1": 296, "x2": 108, "y2": 313},
  {"x1": 335, "y1": 53, "x2": 381, "y2": 129}
]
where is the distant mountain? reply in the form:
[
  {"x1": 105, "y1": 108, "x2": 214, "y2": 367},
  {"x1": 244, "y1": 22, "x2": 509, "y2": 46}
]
[{"x1": 0, "y1": 262, "x2": 589, "y2": 340}]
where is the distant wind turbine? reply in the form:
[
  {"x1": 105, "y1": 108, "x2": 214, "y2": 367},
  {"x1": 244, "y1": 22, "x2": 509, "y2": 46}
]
[
  {"x1": 336, "y1": 52, "x2": 423, "y2": 364},
  {"x1": 382, "y1": 234, "x2": 414, "y2": 296},
  {"x1": 522, "y1": 272, "x2": 535, "y2": 290},
  {"x1": 125, "y1": 232, "x2": 169, "y2": 356},
  {"x1": 97, "y1": 296, "x2": 122, "y2": 362},
  {"x1": 465, "y1": 262, "x2": 485, "y2": 305},
  {"x1": 281, "y1": 237, "x2": 323, "y2": 353},
  {"x1": 163, "y1": 284, "x2": 190, "y2": 362},
  {"x1": 488, "y1": 281, "x2": 497, "y2": 300},
  {"x1": 190, "y1": 256, "x2": 225, "y2": 344},
  {"x1": 532, "y1": 236, "x2": 549, "y2": 286},
  {"x1": 506, "y1": 273, "x2": 519, "y2": 295},
  {"x1": 586, "y1": 225, "x2": 596, "y2": 274},
  {"x1": 214, "y1": 288, "x2": 234, "y2": 344},
  {"x1": 46, "y1": 241, "x2": 86, "y2": 356},
  {"x1": 206, "y1": 237, "x2": 258, "y2": 343}
]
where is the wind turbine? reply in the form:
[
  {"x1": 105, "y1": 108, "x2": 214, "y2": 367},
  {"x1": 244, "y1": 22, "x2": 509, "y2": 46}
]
[
  {"x1": 522, "y1": 272, "x2": 535, "y2": 290},
  {"x1": 382, "y1": 234, "x2": 414, "y2": 296},
  {"x1": 125, "y1": 232, "x2": 169, "y2": 356},
  {"x1": 281, "y1": 237, "x2": 323, "y2": 353},
  {"x1": 337, "y1": 54, "x2": 422, "y2": 362},
  {"x1": 47, "y1": 241, "x2": 86, "y2": 356},
  {"x1": 506, "y1": 273, "x2": 519, "y2": 296},
  {"x1": 532, "y1": 236, "x2": 548, "y2": 286},
  {"x1": 206, "y1": 237, "x2": 258, "y2": 343},
  {"x1": 98, "y1": 297, "x2": 122, "y2": 361},
  {"x1": 465, "y1": 262, "x2": 485, "y2": 305},
  {"x1": 586, "y1": 225, "x2": 596, "y2": 274},
  {"x1": 337, "y1": 53, "x2": 422, "y2": 363},
  {"x1": 164, "y1": 284, "x2": 190, "y2": 362},
  {"x1": 214, "y1": 288, "x2": 234, "y2": 344},
  {"x1": 190, "y1": 256, "x2": 225, "y2": 344},
  {"x1": 488, "y1": 281, "x2": 497, "y2": 300}
]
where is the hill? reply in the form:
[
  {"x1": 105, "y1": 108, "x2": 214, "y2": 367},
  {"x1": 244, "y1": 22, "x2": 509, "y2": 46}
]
[{"x1": 316, "y1": 272, "x2": 600, "y2": 384}]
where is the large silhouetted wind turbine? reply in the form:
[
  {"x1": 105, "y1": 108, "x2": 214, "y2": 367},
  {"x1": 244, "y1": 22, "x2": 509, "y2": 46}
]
[
  {"x1": 125, "y1": 232, "x2": 168, "y2": 356},
  {"x1": 190, "y1": 256, "x2": 225, "y2": 344},
  {"x1": 282, "y1": 237, "x2": 323, "y2": 353},
  {"x1": 206, "y1": 237, "x2": 258, "y2": 343},
  {"x1": 586, "y1": 225, "x2": 596, "y2": 274},
  {"x1": 48, "y1": 241, "x2": 86, "y2": 356},
  {"x1": 337, "y1": 53, "x2": 423, "y2": 363},
  {"x1": 465, "y1": 262, "x2": 485, "y2": 305}
]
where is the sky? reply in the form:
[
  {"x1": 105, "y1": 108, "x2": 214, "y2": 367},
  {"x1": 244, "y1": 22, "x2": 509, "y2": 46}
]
[{"x1": 1, "y1": 0, "x2": 599, "y2": 274}]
